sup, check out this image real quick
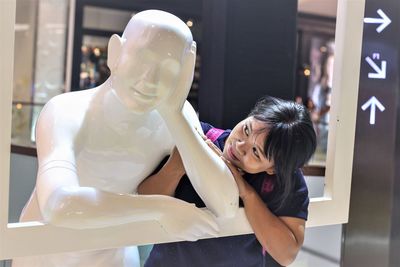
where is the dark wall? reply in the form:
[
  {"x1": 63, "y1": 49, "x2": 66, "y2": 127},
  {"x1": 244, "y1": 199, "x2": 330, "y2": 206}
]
[
  {"x1": 71, "y1": 0, "x2": 298, "y2": 129},
  {"x1": 199, "y1": 0, "x2": 298, "y2": 128}
]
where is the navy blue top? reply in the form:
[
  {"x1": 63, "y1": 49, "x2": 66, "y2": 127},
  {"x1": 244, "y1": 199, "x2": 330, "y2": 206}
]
[{"x1": 145, "y1": 122, "x2": 309, "y2": 267}]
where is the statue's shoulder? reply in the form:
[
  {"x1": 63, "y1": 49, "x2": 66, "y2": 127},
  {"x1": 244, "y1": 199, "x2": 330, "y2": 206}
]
[
  {"x1": 36, "y1": 89, "x2": 97, "y2": 138},
  {"x1": 48, "y1": 89, "x2": 94, "y2": 107},
  {"x1": 42, "y1": 89, "x2": 96, "y2": 117}
]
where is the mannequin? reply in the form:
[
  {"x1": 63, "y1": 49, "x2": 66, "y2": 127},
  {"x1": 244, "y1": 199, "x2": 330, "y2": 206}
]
[{"x1": 13, "y1": 10, "x2": 238, "y2": 267}]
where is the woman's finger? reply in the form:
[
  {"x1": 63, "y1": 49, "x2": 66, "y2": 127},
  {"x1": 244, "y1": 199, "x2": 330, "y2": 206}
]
[
  {"x1": 220, "y1": 156, "x2": 241, "y2": 176},
  {"x1": 195, "y1": 126, "x2": 207, "y2": 141},
  {"x1": 220, "y1": 156, "x2": 249, "y2": 197},
  {"x1": 222, "y1": 158, "x2": 245, "y2": 188},
  {"x1": 205, "y1": 139, "x2": 223, "y2": 156}
]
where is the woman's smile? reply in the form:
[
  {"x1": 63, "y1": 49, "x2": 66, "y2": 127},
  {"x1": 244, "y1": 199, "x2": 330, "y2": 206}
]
[{"x1": 227, "y1": 144, "x2": 239, "y2": 162}]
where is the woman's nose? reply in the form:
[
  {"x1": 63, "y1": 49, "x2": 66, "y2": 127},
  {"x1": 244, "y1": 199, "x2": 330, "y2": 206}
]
[{"x1": 236, "y1": 140, "x2": 248, "y2": 155}]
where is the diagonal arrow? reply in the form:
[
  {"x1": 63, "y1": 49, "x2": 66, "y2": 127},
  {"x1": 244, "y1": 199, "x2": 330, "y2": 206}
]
[
  {"x1": 365, "y1": 56, "x2": 386, "y2": 79},
  {"x1": 361, "y1": 96, "x2": 385, "y2": 125},
  {"x1": 364, "y1": 9, "x2": 391, "y2": 33}
]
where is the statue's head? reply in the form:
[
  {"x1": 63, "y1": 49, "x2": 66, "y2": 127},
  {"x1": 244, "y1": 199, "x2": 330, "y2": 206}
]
[{"x1": 107, "y1": 10, "x2": 195, "y2": 113}]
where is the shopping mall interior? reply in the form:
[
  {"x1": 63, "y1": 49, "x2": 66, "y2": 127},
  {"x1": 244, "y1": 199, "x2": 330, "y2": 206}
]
[{"x1": 1, "y1": 0, "x2": 400, "y2": 266}]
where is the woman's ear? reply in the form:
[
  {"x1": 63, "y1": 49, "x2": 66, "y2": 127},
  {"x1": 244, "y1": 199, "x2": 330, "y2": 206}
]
[
  {"x1": 266, "y1": 167, "x2": 275, "y2": 175},
  {"x1": 107, "y1": 34, "x2": 124, "y2": 72}
]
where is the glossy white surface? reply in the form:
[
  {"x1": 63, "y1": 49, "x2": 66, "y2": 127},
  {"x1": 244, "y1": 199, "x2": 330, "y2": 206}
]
[{"x1": 12, "y1": 10, "x2": 238, "y2": 266}]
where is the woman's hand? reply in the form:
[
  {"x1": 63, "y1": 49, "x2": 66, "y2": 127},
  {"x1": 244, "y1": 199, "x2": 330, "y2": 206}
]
[
  {"x1": 220, "y1": 157, "x2": 255, "y2": 201},
  {"x1": 195, "y1": 127, "x2": 224, "y2": 157}
]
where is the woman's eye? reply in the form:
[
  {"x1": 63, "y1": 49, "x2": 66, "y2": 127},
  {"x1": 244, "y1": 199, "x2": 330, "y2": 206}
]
[
  {"x1": 244, "y1": 125, "x2": 249, "y2": 136},
  {"x1": 253, "y1": 147, "x2": 260, "y2": 158}
]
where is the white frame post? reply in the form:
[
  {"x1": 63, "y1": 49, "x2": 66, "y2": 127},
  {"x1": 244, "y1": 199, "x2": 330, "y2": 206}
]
[
  {"x1": 307, "y1": 0, "x2": 365, "y2": 227},
  {"x1": 0, "y1": 0, "x2": 17, "y2": 259}
]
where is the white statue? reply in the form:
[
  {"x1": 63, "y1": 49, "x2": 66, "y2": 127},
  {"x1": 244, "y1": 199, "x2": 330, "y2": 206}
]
[{"x1": 13, "y1": 10, "x2": 238, "y2": 267}]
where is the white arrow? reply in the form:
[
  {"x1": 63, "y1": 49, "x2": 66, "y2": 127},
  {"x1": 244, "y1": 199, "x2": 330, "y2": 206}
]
[
  {"x1": 364, "y1": 9, "x2": 391, "y2": 33},
  {"x1": 365, "y1": 56, "x2": 386, "y2": 79},
  {"x1": 361, "y1": 96, "x2": 385, "y2": 125}
]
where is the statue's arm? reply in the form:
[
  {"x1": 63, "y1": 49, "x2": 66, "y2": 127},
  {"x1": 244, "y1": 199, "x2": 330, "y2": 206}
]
[
  {"x1": 158, "y1": 102, "x2": 239, "y2": 218},
  {"x1": 34, "y1": 96, "x2": 218, "y2": 238},
  {"x1": 36, "y1": 157, "x2": 172, "y2": 229},
  {"x1": 36, "y1": 156, "x2": 217, "y2": 238},
  {"x1": 34, "y1": 96, "x2": 162, "y2": 228},
  {"x1": 156, "y1": 46, "x2": 239, "y2": 218}
]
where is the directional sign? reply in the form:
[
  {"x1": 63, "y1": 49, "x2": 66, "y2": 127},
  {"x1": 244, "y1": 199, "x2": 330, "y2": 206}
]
[
  {"x1": 361, "y1": 96, "x2": 385, "y2": 125},
  {"x1": 365, "y1": 56, "x2": 387, "y2": 79},
  {"x1": 364, "y1": 9, "x2": 391, "y2": 33}
]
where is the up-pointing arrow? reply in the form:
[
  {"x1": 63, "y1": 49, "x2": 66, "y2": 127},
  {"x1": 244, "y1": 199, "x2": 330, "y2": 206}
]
[
  {"x1": 364, "y1": 9, "x2": 391, "y2": 33},
  {"x1": 361, "y1": 96, "x2": 385, "y2": 125},
  {"x1": 365, "y1": 56, "x2": 386, "y2": 79}
]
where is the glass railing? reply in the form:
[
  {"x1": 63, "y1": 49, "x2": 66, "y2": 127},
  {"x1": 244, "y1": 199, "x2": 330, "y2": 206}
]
[{"x1": 11, "y1": 102, "x2": 44, "y2": 148}]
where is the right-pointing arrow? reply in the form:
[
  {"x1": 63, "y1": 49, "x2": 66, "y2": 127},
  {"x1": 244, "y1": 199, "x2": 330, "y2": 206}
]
[
  {"x1": 364, "y1": 9, "x2": 391, "y2": 33},
  {"x1": 361, "y1": 96, "x2": 385, "y2": 125}
]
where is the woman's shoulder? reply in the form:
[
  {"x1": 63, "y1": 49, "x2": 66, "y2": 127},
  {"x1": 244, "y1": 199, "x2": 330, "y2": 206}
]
[
  {"x1": 276, "y1": 170, "x2": 309, "y2": 219},
  {"x1": 249, "y1": 170, "x2": 309, "y2": 219},
  {"x1": 200, "y1": 121, "x2": 213, "y2": 133},
  {"x1": 293, "y1": 169, "x2": 309, "y2": 195},
  {"x1": 200, "y1": 121, "x2": 231, "y2": 146}
]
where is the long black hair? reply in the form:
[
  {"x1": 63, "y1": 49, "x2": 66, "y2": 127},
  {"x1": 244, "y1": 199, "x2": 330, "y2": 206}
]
[{"x1": 249, "y1": 96, "x2": 317, "y2": 209}]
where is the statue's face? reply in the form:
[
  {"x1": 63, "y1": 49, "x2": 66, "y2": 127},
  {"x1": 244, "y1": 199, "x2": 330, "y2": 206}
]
[{"x1": 112, "y1": 34, "x2": 184, "y2": 113}]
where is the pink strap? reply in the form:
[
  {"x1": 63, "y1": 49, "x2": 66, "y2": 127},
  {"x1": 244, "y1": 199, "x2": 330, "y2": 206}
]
[{"x1": 205, "y1": 128, "x2": 224, "y2": 142}]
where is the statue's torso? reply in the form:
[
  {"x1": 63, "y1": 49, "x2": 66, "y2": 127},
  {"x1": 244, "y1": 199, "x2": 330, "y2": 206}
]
[
  {"x1": 75, "y1": 108, "x2": 173, "y2": 193},
  {"x1": 67, "y1": 91, "x2": 174, "y2": 193}
]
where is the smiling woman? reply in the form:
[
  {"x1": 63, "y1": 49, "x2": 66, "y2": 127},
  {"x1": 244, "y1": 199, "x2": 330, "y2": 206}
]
[
  {"x1": 223, "y1": 117, "x2": 275, "y2": 175},
  {"x1": 138, "y1": 96, "x2": 317, "y2": 266}
]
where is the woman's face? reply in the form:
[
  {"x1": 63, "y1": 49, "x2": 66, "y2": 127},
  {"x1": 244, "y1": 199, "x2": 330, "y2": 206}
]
[{"x1": 222, "y1": 116, "x2": 275, "y2": 174}]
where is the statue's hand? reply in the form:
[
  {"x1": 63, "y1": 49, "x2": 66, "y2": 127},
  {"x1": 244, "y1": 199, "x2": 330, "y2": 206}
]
[
  {"x1": 160, "y1": 201, "x2": 219, "y2": 241},
  {"x1": 158, "y1": 42, "x2": 197, "y2": 114}
]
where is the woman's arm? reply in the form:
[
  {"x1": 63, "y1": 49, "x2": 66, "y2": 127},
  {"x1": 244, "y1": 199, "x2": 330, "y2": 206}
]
[
  {"x1": 138, "y1": 147, "x2": 185, "y2": 196},
  {"x1": 242, "y1": 191, "x2": 305, "y2": 266},
  {"x1": 222, "y1": 158, "x2": 304, "y2": 266}
]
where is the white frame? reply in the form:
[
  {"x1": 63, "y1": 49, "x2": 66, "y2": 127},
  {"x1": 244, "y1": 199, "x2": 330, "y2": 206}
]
[
  {"x1": 307, "y1": 0, "x2": 365, "y2": 227},
  {"x1": 64, "y1": 0, "x2": 76, "y2": 93},
  {"x1": 0, "y1": 0, "x2": 365, "y2": 259}
]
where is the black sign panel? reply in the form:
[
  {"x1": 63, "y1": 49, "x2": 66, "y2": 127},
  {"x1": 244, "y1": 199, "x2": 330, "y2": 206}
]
[
  {"x1": 343, "y1": 0, "x2": 400, "y2": 266},
  {"x1": 353, "y1": 1, "x2": 398, "y2": 183}
]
